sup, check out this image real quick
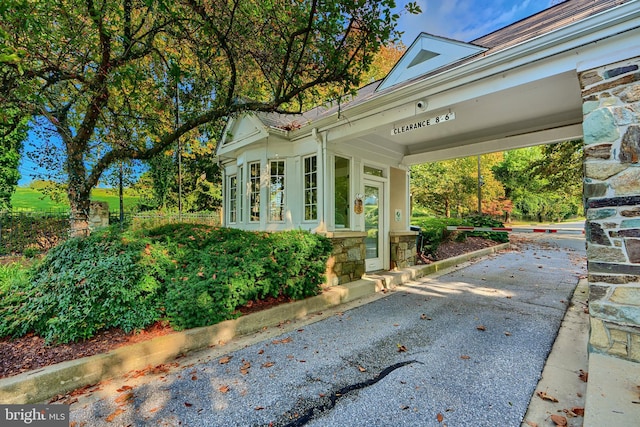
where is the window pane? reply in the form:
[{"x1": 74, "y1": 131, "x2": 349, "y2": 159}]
[
  {"x1": 304, "y1": 156, "x2": 318, "y2": 221},
  {"x1": 364, "y1": 165, "x2": 384, "y2": 177},
  {"x1": 250, "y1": 162, "x2": 260, "y2": 222},
  {"x1": 228, "y1": 175, "x2": 237, "y2": 223},
  {"x1": 270, "y1": 160, "x2": 285, "y2": 222},
  {"x1": 334, "y1": 156, "x2": 350, "y2": 228}
]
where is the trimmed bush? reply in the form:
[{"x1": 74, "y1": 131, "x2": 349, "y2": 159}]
[
  {"x1": 143, "y1": 225, "x2": 332, "y2": 330},
  {"x1": 0, "y1": 228, "x2": 166, "y2": 343},
  {"x1": 0, "y1": 225, "x2": 333, "y2": 343}
]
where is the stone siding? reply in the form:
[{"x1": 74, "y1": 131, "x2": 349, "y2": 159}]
[
  {"x1": 324, "y1": 233, "x2": 366, "y2": 286},
  {"x1": 390, "y1": 232, "x2": 418, "y2": 269},
  {"x1": 580, "y1": 56, "x2": 640, "y2": 362}
]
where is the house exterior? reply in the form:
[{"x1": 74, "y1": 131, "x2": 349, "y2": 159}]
[{"x1": 218, "y1": 0, "x2": 640, "y2": 362}]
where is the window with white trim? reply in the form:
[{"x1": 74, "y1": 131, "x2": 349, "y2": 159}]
[
  {"x1": 269, "y1": 160, "x2": 285, "y2": 222},
  {"x1": 249, "y1": 162, "x2": 261, "y2": 222},
  {"x1": 228, "y1": 175, "x2": 237, "y2": 223},
  {"x1": 238, "y1": 166, "x2": 244, "y2": 222},
  {"x1": 304, "y1": 156, "x2": 318, "y2": 221}
]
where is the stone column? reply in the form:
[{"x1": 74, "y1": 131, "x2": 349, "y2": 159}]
[{"x1": 580, "y1": 56, "x2": 640, "y2": 362}]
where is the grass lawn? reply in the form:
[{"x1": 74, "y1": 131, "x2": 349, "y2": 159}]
[{"x1": 11, "y1": 187, "x2": 140, "y2": 212}]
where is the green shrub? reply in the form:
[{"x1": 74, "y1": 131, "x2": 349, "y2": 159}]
[
  {"x1": 412, "y1": 215, "x2": 509, "y2": 257},
  {"x1": 142, "y1": 225, "x2": 332, "y2": 330},
  {"x1": 0, "y1": 224, "x2": 333, "y2": 343},
  {"x1": 412, "y1": 217, "x2": 462, "y2": 255},
  {"x1": 0, "y1": 228, "x2": 165, "y2": 343},
  {"x1": 463, "y1": 215, "x2": 510, "y2": 243}
]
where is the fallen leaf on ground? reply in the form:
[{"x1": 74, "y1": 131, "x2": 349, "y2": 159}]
[
  {"x1": 460, "y1": 355, "x2": 470, "y2": 360},
  {"x1": 436, "y1": 412, "x2": 444, "y2": 423},
  {"x1": 358, "y1": 366, "x2": 366, "y2": 372},
  {"x1": 578, "y1": 369, "x2": 588, "y2": 382},
  {"x1": 191, "y1": 375, "x2": 197, "y2": 380},
  {"x1": 105, "y1": 408, "x2": 124, "y2": 422},
  {"x1": 219, "y1": 385, "x2": 230, "y2": 393},
  {"x1": 272, "y1": 337, "x2": 292, "y2": 345},
  {"x1": 262, "y1": 361, "x2": 275, "y2": 368},
  {"x1": 476, "y1": 325, "x2": 486, "y2": 331},
  {"x1": 550, "y1": 414, "x2": 567, "y2": 425},
  {"x1": 504, "y1": 331, "x2": 512, "y2": 336},
  {"x1": 397, "y1": 344, "x2": 408, "y2": 353},
  {"x1": 420, "y1": 314, "x2": 432, "y2": 320},
  {"x1": 536, "y1": 391, "x2": 559, "y2": 402},
  {"x1": 255, "y1": 406, "x2": 265, "y2": 410},
  {"x1": 219, "y1": 356, "x2": 232, "y2": 365},
  {"x1": 114, "y1": 392, "x2": 134, "y2": 404},
  {"x1": 116, "y1": 385, "x2": 132, "y2": 393},
  {"x1": 571, "y1": 406, "x2": 584, "y2": 416},
  {"x1": 184, "y1": 402, "x2": 193, "y2": 407},
  {"x1": 240, "y1": 360, "x2": 251, "y2": 375}
]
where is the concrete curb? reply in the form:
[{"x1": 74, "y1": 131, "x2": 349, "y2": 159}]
[{"x1": 0, "y1": 243, "x2": 509, "y2": 404}]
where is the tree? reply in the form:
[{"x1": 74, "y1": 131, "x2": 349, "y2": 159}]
[
  {"x1": 492, "y1": 141, "x2": 583, "y2": 222},
  {"x1": 2, "y1": 0, "x2": 419, "y2": 236},
  {"x1": 0, "y1": 113, "x2": 27, "y2": 210},
  {"x1": 411, "y1": 154, "x2": 505, "y2": 218}
]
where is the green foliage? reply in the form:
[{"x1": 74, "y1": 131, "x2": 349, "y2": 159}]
[
  {"x1": 463, "y1": 215, "x2": 509, "y2": 243},
  {"x1": 0, "y1": 210, "x2": 69, "y2": 254},
  {"x1": 0, "y1": 224, "x2": 332, "y2": 343},
  {"x1": 492, "y1": 142, "x2": 583, "y2": 222},
  {"x1": 0, "y1": 111, "x2": 27, "y2": 210},
  {"x1": 412, "y1": 217, "x2": 462, "y2": 254},
  {"x1": 142, "y1": 225, "x2": 332, "y2": 330},
  {"x1": 2, "y1": 0, "x2": 415, "y2": 234},
  {"x1": 0, "y1": 228, "x2": 165, "y2": 343},
  {"x1": 413, "y1": 215, "x2": 508, "y2": 256}
]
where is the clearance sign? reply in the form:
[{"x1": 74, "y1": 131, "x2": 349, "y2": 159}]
[{"x1": 391, "y1": 112, "x2": 455, "y2": 136}]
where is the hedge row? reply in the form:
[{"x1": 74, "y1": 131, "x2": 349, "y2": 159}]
[{"x1": 0, "y1": 225, "x2": 332, "y2": 344}]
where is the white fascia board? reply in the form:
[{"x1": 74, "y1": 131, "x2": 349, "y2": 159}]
[{"x1": 289, "y1": 1, "x2": 640, "y2": 140}]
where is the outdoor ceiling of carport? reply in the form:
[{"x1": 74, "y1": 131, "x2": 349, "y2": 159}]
[{"x1": 342, "y1": 70, "x2": 585, "y2": 166}]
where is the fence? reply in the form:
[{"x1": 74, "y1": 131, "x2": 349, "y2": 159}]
[
  {"x1": 1, "y1": 209, "x2": 222, "y2": 255},
  {"x1": 0, "y1": 210, "x2": 70, "y2": 255}
]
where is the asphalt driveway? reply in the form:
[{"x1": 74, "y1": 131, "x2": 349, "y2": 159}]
[{"x1": 70, "y1": 233, "x2": 586, "y2": 426}]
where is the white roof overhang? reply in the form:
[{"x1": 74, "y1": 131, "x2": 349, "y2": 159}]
[{"x1": 288, "y1": 0, "x2": 640, "y2": 165}]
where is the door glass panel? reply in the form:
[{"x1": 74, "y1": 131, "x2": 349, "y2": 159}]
[{"x1": 365, "y1": 185, "x2": 379, "y2": 259}]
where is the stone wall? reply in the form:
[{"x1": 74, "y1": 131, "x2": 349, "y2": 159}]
[
  {"x1": 89, "y1": 201, "x2": 109, "y2": 230},
  {"x1": 390, "y1": 231, "x2": 418, "y2": 269},
  {"x1": 323, "y1": 232, "x2": 366, "y2": 287},
  {"x1": 580, "y1": 56, "x2": 640, "y2": 362}
]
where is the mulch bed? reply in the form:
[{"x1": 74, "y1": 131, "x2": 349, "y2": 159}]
[{"x1": 0, "y1": 237, "x2": 500, "y2": 379}]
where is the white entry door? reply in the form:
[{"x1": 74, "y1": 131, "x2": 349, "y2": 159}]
[{"x1": 364, "y1": 181, "x2": 384, "y2": 272}]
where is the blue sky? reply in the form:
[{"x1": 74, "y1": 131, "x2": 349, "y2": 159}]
[
  {"x1": 18, "y1": 0, "x2": 559, "y2": 186},
  {"x1": 396, "y1": 0, "x2": 558, "y2": 44}
]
